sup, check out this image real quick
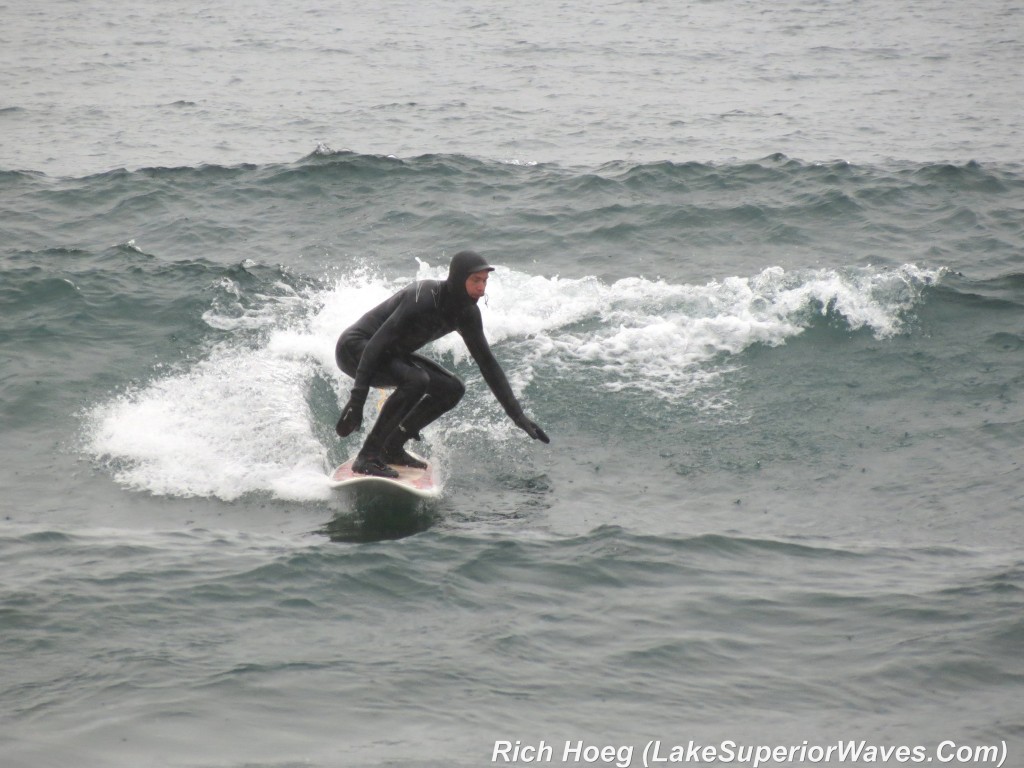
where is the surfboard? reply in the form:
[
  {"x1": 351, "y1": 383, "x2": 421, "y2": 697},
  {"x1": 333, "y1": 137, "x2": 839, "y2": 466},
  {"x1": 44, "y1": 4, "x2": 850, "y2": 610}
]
[{"x1": 329, "y1": 453, "x2": 440, "y2": 499}]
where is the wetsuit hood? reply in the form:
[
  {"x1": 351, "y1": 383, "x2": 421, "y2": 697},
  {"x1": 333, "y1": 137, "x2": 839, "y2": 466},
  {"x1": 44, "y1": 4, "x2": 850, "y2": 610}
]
[{"x1": 446, "y1": 251, "x2": 494, "y2": 303}]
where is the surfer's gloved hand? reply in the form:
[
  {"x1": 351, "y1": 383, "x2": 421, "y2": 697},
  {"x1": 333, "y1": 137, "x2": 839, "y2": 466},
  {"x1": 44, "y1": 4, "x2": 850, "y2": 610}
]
[
  {"x1": 514, "y1": 414, "x2": 550, "y2": 444},
  {"x1": 336, "y1": 387, "x2": 368, "y2": 437}
]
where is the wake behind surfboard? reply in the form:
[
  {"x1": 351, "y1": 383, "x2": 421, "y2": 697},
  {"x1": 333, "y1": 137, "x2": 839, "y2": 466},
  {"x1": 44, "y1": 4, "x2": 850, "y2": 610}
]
[{"x1": 329, "y1": 452, "x2": 440, "y2": 499}]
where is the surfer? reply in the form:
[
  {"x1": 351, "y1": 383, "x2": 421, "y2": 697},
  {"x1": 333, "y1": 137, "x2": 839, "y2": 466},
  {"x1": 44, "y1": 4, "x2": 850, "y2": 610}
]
[{"x1": 335, "y1": 250, "x2": 550, "y2": 478}]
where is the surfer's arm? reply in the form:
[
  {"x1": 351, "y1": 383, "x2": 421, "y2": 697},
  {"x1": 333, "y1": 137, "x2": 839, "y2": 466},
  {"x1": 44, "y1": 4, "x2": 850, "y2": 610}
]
[
  {"x1": 460, "y1": 309, "x2": 550, "y2": 443},
  {"x1": 350, "y1": 285, "x2": 427, "y2": 391}
]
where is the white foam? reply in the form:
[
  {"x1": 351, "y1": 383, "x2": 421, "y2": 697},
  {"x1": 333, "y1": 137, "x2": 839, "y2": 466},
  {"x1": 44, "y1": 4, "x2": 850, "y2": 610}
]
[
  {"x1": 85, "y1": 261, "x2": 941, "y2": 501},
  {"x1": 460, "y1": 261, "x2": 941, "y2": 401},
  {"x1": 88, "y1": 345, "x2": 325, "y2": 501}
]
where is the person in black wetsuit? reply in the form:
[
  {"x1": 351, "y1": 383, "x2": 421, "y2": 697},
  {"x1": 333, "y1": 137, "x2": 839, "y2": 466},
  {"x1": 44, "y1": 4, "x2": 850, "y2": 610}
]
[{"x1": 335, "y1": 250, "x2": 550, "y2": 478}]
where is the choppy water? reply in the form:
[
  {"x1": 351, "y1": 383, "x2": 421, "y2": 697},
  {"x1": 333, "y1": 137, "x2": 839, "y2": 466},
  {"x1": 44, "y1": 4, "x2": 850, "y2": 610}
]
[{"x1": 2, "y1": 1, "x2": 1024, "y2": 767}]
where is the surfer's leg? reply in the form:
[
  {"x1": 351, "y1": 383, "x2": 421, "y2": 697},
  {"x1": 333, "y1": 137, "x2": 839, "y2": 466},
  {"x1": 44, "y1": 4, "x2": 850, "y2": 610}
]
[
  {"x1": 354, "y1": 357, "x2": 430, "y2": 475},
  {"x1": 381, "y1": 356, "x2": 464, "y2": 466},
  {"x1": 337, "y1": 335, "x2": 401, "y2": 475},
  {"x1": 403, "y1": 363, "x2": 465, "y2": 435}
]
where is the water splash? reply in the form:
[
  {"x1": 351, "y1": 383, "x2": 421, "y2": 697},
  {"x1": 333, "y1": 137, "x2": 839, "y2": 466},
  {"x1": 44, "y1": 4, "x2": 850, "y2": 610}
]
[{"x1": 84, "y1": 261, "x2": 941, "y2": 501}]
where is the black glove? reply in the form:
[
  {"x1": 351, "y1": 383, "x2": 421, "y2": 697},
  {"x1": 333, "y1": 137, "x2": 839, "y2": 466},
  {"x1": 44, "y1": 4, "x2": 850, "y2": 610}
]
[
  {"x1": 336, "y1": 387, "x2": 368, "y2": 437},
  {"x1": 515, "y1": 414, "x2": 550, "y2": 444}
]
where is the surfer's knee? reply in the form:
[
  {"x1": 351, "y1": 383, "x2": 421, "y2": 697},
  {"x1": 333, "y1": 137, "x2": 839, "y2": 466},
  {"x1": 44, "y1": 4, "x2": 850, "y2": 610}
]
[
  {"x1": 336, "y1": 333, "x2": 367, "y2": 378},
  {"x1": 439, "y1": 375, "x2": 465, "y2": 407},
  {"x1": 400, "y1": 365, "x2": 431, "y2": 397},
  {"x1": 335, "y1": 337, "x2": 357, "y2": 377}
]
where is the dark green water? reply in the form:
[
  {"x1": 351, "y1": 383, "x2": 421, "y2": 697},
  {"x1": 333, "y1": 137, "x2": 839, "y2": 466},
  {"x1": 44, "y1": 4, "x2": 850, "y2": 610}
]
[{"x1": 3, "y1": 151, "x2": 1023, "y2": 766}]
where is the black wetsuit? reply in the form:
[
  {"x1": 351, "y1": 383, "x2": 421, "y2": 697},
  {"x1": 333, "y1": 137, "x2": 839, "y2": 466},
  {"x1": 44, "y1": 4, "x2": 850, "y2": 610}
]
[{"x1": 335, "y1": 250, "x2": 549, "y2": 476}]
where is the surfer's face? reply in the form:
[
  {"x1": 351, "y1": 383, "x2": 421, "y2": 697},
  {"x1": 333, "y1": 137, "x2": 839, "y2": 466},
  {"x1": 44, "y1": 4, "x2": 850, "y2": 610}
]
[{"x1": 465, "y1": 270, "x2": 489, "y2": 301}]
